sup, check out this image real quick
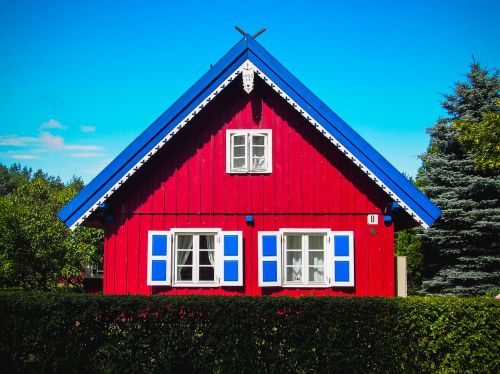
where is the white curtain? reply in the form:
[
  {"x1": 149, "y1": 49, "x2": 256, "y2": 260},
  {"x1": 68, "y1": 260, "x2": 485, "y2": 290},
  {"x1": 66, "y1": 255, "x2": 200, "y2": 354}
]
[
  {"x1": 291, "y1": 256, "x2": 302, "y2": 281},
  {"x1": 207, "y1": 235, "x2": 215, "y2": 266},
  {"x1": 310, "y1": 255, "x2": 324, "y2": 282},
  {"x1": 177, "y1": 235, "x2": 193, "y2": 280}
]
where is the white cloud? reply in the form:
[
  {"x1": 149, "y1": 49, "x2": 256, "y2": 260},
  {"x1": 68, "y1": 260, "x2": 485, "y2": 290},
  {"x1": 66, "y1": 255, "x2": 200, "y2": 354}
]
[
  {"x1": 11, "y1": 154, "x2": 40, "y2": 160},
  {"x1": 40, "y1": 132, "x2": 64, "y2": 149},
  {"x1": 65, "y1": 144, "x2": 102, "y2": 151},
  {"x1": 0, "y1": 134, "x2": 39, "y2": 146},
  {"x1": 40, "y1": 118, "x2": 67, "y2": 130},
  {"x1": 80, "y1": 125, "x2": 96, "y2": 133},
  {"x1": 69, "y1": 152, "x2": 102, "y2": 158}
]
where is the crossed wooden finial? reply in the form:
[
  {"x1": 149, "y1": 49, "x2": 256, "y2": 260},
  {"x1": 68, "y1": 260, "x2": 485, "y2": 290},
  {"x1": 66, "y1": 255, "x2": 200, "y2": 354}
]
[{"x1": 235, "y1": 26, "x2": 266, "y2": 39}]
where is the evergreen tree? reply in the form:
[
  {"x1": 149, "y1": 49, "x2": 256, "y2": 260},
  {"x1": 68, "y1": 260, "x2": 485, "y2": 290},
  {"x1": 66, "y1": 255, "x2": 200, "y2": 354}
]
[{"x1": 418, "y1": 62, "x2": 500, "y2": 295}]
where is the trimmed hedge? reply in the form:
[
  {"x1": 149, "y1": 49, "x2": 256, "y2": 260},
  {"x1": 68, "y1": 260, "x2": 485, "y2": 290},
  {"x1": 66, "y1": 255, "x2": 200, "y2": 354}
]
[{"x1": 0, "y1": 292, "x2": 498, "y2": 373}]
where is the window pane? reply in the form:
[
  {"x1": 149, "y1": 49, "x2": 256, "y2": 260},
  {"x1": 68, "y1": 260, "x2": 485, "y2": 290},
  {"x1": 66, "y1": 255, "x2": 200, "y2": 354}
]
[
  {"x1": 177, "y1": 266, "x2": 192, "y2": 281},
  {"x1": 177, "y1": 235, "x2": 193, "y2": 249},
  {"x1": 177, "y1": 251, "x2": 192, "y2": 265},
  {"x1": 286, "y1": 267, "x2": 302, "y2": 282},
  {"x1": 233, "y1": 135, "x2": 246, "y2": 145},
  {"x1": 233, "y1": 145, "x2": 245, "y2": 157},
  {"x1": 199, "y1": 250, "x2": 215, "y2": 265},
  {"x1": 252, "y1": 157, "x2": 266, "y2": 169},
  {"x1": 309, "y1": 267, "x2": 324, "y2": 282},
  {"x1": 286, "y1": 235, "x2": 302, "y2": 250},
  {"x1": 252, "y1": 135, "x2": 265, "y2": 145},
  {"x1": 252, "y1": 146, "x2": 265, "y2": 157},
  {"x1": 309, "y1": 235, "x2": 324, "y2": 249},
  {"x1": 309, "y1": 251, "x2": 324, "y2": 266},
  {"x1": 286, "y1": 251, "x2": 302, "y2": 266},
  {"x1": 233, "y1": 158, "x2": 246, "y2": 168},
  {"x1": 199, "y1": 266, "x2": 215, "y2": 281},
  {"x1": 199, "y1": 235, "x2": 215, "y2": 249}
]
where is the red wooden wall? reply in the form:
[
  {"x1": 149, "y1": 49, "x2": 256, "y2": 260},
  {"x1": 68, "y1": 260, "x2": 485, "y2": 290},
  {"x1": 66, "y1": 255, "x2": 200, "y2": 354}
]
[{"x1": 103, "y1": 77, "x2": 394, "y2": 297}]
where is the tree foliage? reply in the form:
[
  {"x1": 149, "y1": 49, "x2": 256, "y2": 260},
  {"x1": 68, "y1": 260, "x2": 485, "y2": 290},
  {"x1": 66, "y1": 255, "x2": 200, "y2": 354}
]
[
  {"x1": 395, "y1": 228, "x2": 423, "y2": 294},
  {"x1": 418, "y1": 62, "x2": 500, "y2": 295},
  {"x1": 0, "y1": 164, "x2": 102, "y2": 291},
  {"x1": 453, "y1": 101, "x2": 500, "y2": 171}
]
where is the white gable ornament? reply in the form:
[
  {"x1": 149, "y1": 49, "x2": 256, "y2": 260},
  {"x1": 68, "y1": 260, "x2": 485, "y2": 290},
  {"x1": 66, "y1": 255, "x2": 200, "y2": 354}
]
[{"x1": 242, "y1": 61, "x2": 254, "y2": 93}]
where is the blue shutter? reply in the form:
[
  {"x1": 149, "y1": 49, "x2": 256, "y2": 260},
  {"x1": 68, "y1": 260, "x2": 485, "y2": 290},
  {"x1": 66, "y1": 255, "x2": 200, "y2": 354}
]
[
  {"x1": 147, "y1": 231, "x2": 172, "y2": 286},
  {"x1": 220, "y1": 231, "x2": 243, "y2": 286},
  {"x1": 329, "y1": 232, "x2": 354, "y2": 287},
  {"x1": 258, "y1": 232, "x2": 282, "y2": 287}
]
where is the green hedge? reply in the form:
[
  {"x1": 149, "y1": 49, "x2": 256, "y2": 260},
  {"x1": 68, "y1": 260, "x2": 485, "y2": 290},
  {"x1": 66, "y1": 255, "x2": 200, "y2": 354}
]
[{"x1": 0, "y1": 292, "x2": 498, "y2": 373}]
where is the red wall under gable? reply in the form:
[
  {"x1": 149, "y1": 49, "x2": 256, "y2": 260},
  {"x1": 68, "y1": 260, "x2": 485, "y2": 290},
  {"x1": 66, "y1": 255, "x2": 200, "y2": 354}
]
[{"x1": 104, "y1": 78, "x2": 395, "y2": 297}]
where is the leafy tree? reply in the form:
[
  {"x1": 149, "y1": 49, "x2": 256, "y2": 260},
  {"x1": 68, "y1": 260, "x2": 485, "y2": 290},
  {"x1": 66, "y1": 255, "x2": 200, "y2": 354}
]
[
  {"x1": 418, "y1": 62, "x2": 500, "y2": 295},
  {"x1": 453, "y1": 102, "x2": 500, "y2": 171},
  {"x1": 394, "y1": 228, "x2": 423, "y2": 294},
  {"x1": 0, "y1": 164, "x2": 102, "y2": 290}
]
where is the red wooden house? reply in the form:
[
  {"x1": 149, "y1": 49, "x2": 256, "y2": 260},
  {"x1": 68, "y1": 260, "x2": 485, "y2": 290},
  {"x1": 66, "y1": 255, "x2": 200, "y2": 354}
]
[{"x1": 58, "y1": 35, "x2": 440, "y2": 297}]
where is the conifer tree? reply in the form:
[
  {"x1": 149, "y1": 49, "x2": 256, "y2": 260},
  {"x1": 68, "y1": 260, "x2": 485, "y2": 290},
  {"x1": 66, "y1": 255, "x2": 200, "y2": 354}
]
[{"x1": 418, "y1": 62, "x2": 500, "y2": 295}]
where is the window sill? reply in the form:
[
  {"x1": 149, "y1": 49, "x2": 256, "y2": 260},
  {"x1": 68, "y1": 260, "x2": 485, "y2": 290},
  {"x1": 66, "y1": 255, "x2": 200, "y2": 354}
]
[
  {"x1": 282, "y1": 284, "x2": 331, "y2": 288},
  {"x1": 227, "y1": 170, "x2": 272, "y2": 175},
  {"x1": 172, "y1": 283, "x2": 219, "y2": 288}
]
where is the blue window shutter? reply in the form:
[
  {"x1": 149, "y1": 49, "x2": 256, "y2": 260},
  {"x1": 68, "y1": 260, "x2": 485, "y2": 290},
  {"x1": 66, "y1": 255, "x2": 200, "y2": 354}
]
[
  {"x1": 220, "y1": 231, "x2": 243, "y2": 286},
  {"x1": 258, "y1": 232, "x2": 282, "y2": 287},
  {"x1": 147, "y1": 231, "x2": 172, "y2": 286},
  {"x1": 330, "y1": 232, "x2": 354, "y2": 287}
]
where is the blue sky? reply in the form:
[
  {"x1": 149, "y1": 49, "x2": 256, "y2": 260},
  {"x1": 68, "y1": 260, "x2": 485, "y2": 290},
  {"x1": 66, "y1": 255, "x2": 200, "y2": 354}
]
[{"x1": 1, "y1": 0, "x2": 499, "y2": 183}]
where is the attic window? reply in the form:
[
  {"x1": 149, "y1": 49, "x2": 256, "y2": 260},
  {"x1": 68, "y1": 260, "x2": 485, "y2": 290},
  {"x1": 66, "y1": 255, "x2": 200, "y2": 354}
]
[{"x1": 226, "y1": 129, "x2": 272, "y2": 173}]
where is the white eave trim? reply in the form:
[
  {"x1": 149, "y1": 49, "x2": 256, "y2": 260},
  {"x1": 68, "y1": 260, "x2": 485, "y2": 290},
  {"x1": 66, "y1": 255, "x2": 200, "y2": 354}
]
[{"x1": 71, "y1": 59, "x2": 429, "y2": 230}]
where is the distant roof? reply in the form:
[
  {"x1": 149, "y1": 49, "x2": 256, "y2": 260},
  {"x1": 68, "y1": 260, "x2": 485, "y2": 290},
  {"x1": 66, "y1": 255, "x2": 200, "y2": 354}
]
[{"x1": 58, "y1": 34, "x2": 441, "y2": 230}]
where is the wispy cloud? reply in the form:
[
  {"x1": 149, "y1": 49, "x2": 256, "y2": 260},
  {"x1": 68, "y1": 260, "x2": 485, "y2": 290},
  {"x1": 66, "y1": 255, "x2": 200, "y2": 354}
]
[
  {"x1": 0, "y1": 134, "x2": 39, "y2": 147},
  {"x1": 69, "y1": 152, "x2": 102, "y2": 158},
  {"x1": 80, "y1": 125, "x2": 96, "y2": 133},
  {"x1": 65, "y1": 144, "x2": 102, "y2": 151},
  {"x1": 40, "y1": 118, "x2": 67, "y2": 130},
  {"x1": 1, "y1": 125, "x2": 104, "y2": 162},
  {"x1": 40, "y1": 132, "x2": 65, "y2": 149},
  {"x1": 11, "y1": 154, "x2": 40, "y2": 160}
]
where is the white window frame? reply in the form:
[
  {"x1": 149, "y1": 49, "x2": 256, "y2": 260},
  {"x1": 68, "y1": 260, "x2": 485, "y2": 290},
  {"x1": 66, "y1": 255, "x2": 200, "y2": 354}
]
[
  {"x1": 171, "y1": 228, "x2": 221, "y2": 288},
  {"x1": 280, "y1": 229, "x2": 331, "y2": 288},
  {"x1": 226, "y1": 129, "x2": 272, "y2": 174}
]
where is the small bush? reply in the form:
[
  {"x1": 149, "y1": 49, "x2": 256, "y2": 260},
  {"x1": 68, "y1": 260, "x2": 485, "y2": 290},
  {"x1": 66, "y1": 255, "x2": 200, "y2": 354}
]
[{"x1": 0, "y1": 292, "x2": 498, "y2": 373}]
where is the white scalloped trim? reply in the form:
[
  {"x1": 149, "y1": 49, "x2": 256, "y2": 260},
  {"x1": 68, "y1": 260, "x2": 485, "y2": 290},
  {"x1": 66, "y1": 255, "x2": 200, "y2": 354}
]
[{"x1": 70, "y1": 59, "x2": 428, "y2": 229}]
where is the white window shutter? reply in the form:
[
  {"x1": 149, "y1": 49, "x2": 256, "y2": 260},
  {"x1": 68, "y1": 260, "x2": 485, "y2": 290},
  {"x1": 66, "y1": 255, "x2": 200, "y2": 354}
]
[
  {"x1": 258, "y1": 231, "x2": 282, "y2": 287},
  {"x1": 147, "y1": 231, "x2": 172, "y2": 286},
  {"x1": 219, "y1": 231, "x2": 243, "y2": 286},
  {"x1": 328, "y1": 231, "x2": 354, "y2": 287}
]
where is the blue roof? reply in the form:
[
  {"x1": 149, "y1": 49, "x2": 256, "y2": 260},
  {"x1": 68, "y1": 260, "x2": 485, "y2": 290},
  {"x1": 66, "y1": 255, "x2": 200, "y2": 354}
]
[{"x1": 58, "y1": 35, "x2": 441, "y2": 229}]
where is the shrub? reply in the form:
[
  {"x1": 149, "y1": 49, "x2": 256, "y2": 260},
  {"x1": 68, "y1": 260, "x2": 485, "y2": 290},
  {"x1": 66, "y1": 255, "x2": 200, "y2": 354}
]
[{"x1": 0, "y1": 292, "x2": 498, "y2": 373}]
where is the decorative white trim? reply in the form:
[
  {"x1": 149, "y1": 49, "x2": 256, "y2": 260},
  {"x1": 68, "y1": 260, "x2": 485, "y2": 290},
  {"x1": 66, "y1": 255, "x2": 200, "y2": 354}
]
[
  {"x1": 69, "y1": 63, "x2": 247, "y2": 230},
  {"x1": 71, "y1": 59, "x2": 429, "y2": 229},
  {"x1": 241, "y1": 60, "x2": 255, "y2": 93},
  {"x1": 250, "y1": 65, "x2": 429, "y2": 229}
]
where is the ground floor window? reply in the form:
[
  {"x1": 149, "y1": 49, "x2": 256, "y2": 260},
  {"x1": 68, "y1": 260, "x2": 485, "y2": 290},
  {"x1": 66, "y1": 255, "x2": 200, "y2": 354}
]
[
  {"x1": 147, "y1": 229, "x2": 243, "y2": 287},
  {"x1": 258, "y1": 229, "x2": 354, "y2": 288},
  {"x1": 284, "y1": 233, "x2": 326, "y2": 286},
  {"x1": 175, "y1": 233, "x2": 216, "y2": 285}
]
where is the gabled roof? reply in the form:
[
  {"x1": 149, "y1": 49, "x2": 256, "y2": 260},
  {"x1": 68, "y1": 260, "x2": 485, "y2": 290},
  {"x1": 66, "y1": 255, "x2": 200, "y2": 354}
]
[{"x1": 58, "y1": 35, "x2": 441, "y2": 230}]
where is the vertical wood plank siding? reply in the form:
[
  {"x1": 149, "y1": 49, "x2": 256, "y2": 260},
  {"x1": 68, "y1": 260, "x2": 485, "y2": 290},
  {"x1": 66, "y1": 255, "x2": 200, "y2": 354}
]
[{"x1": 104, "y1": 78, "x2": 394, "y2": 296}]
